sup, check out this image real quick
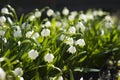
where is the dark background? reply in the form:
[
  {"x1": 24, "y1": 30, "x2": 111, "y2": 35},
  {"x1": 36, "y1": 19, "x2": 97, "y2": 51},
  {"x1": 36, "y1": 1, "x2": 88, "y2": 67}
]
[{"x1": 0, "y1": 0, "x2": 120, "y2": 15}]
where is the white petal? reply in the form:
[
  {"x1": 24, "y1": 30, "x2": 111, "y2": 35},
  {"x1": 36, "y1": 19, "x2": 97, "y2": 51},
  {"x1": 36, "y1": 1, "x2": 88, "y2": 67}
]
[
  {"x1": 0, "y1": 67, "x2": 6, "y2": 80},
  {"x1": 44, "y1": 53, "x2": 54, "y2": 63}
]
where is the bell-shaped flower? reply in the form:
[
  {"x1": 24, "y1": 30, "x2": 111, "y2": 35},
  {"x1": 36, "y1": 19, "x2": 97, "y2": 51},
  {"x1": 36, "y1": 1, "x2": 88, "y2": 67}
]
[
  {"x1": 68, "y1": 15, "x2": 75, "y2": 21},
  {"x1": 53, "y1": 76, "x2": 63, "y2": 80},
  {"x1": 0, "y1": 30, "x2": 5, "y2": 36},
  {"x1": 60, "y1": 34, "x2": 66, "y2": 41},
  {"x1": 32, "y1": 32, "x2": 40, "y2": 40},
  {"x1": 68, "y1": 26, "x2": 76, "y2": 34},
  {"x1": 0, "y1": 67, "x2": 6, "y2": 80},
  {"x1": 29, "y1": 15, "x2": 35, "y2": 21},
  {"x1": 1, "y1": 7, "x2": 9, "y2": 14},
  {"x1": 41, "y1": 28, "x2": 50, "y2": 37},
  {"x1": 13, "y1": 67, "x2": 23, "y2": 76},
  {"x1": 47, "y1": 9, "x2": 54, "y2": 17},
  {"x1": 14, "y1": 29, "x2": 22, "y2": 38},
  {"x1": 56, "y1": 21, "x2": 62, "y2": 27},
  {"x1": 68, "y1": 46, "x2": 76, "y2": 54},
  {"x1": 80, "y1": 77, "x2": 83, "y2": 80},
  {"x1": 34, "y1": 11, "x2": 41, "y2": 18},
  {"x1": 44, "y1": 53, "x2": 54, "y2": 63},
  {"x1": 45, "y1": 21, "x2": 51, "y2": 27},
  {"x1": 62, "y1": 7, "x2": 69, "y2": 16},
  {"x1": 26, "y1": 31, "x2": 34, "y2": 38},
  {"x1": 65, "y1": 37, "x2": 74, "y2": 45},
  {"x1": 0, "y1": 16, "x2": 6, "y2": 23},
  {"x1": 76, "y1": 22, "x2": 85, "y2": 32},
  {"x1": 75, "y1": 39, "x2": 85, "y2": 47},
  {"x1": 28, "y1": 49, "x2": 39, "y2": 60}
]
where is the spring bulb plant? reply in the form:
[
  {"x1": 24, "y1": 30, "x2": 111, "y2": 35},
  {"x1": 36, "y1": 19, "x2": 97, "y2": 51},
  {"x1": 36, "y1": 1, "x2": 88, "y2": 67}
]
[{"x1": 0, "y1": 5, "x2": 120, "y2": 80}]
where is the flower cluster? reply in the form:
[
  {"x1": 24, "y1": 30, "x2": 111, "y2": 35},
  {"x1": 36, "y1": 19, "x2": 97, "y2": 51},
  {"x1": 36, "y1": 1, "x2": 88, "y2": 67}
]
[{"x1": 0, "y1": 5, "x2": 120, "y2": 80}]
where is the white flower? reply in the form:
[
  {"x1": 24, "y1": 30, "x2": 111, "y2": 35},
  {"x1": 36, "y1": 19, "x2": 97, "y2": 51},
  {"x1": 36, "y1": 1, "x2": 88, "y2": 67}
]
[
  {"x1": 26, "y1": 31, "x2": 34, "y2": 38},
  {"x1": 45, "y1": 21, "x2": 51, "y2": 27},
  {"x1": 68, "y1": 26, "x2": 76, "y2": 34},
  {"x1": 75, "y1": 39, "x2": 85, "y2": 47},
  {"x1": 53, "y1": 76, "x2": 63, "y2": 80},
  {"x1": 28, "y1": 49, "x2": 38, "y2": 60},
  {"x1": 0, "y1": 30, "x2": 5, "y2": 36},
  {"x1": 18, "y1": 41, "x2": 21, "y2": 46},
  {"x1": 58, "y1": 76, "x2": 63, "y2": 80},
  {"x1": 0, "y1": 67, "x2": 6, "y2": 80},
  {"x1": 68, "y1": 15, "x2": 75, "y2": 21},
  {"x1": 105, "y1": 22, "x2": 112, "y2": 28},
  {"x1": 44, "y1": 53, "x2": 54, "y2": 63},
  {"x1": 14, "y1": 67, "x2": 23, "y2": 76},
  {"x1": 1, "y1": 7, "x2": 9, "y2": 14},
  {"x1": 32, "y1": 32, "x2": 40, "y2": 39},
  {"x1": 34, "y1": 11, "x2": 41, "y2": 18},
  {"x1": 65, "y1": 37, "x2": 74, "y2": 45},
  {"x1": 71, "y1": 11, "x2": 78, "y2": 17},
  {"x1": 80, "y1": 77, "x2": 83, "y2": 80},
  {"x1": 68, "y1": 46, "x2": 76, "y2": 54},
  {"x1": 21, "y1": 23, "x2": 30, "y2": 29},
  {"x1": 29, "y1": 15, "x2": 35, "y2": 21},
  {"x1": 62, "y1": 7, "x2": 69, "y2": 16},
  {"x1": 14, "y1": 29, "x2": 22, "y2": 38},
  {"x1": 2, "y1": 37, "x2": 7, "y2": 43},
  {"x1": 79, "y1": 14, "x2": 87, "y2": 22},
  {"x1": 7, "y1": 17, "x2": 13, "y2": 25},
  {"x1": 0, "y1": 16, "x2": 6, "y2": 23},
  {"x1": 0, "y1": 57, "x2": 5, "y2": 62},
  {"x1": 76, "y1": 22, "x2": 85, "y2": 32},
  {"x1": 41, "y1": 29, "x2": 50, "y2": 37},
  {"x1": 56, "y1": 21, "x2": 62, "y2": 27},
  {"x1": 60, "y1": 34, "x2": 66, "y2": 41},
  {"x1": 47, "y1": 9, "x2": 54, "y2": 16},
  {"x1": 18, "y1": 76, "x2": 24, "y2": 80}
]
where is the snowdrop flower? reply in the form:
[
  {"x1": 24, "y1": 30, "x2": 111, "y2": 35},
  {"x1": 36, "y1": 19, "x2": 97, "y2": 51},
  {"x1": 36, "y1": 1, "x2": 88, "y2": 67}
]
[
  {"x1": 56, "y1": 21, "x2": 62, "y2": 27},
  {"x1": 18, "y1": 41, "x2": 21, "y2": 46},
  {"x1": 14, "y1": 29, "x2": 22, "y2": 38},
  {"x1": 75, "y1": 39, "x2": 85, "y2": 47},
  {"x1": 71, "y1": 11, "x2": 78, "y2": 17},
  {"x1": 2, "y1": 37, "x2": 7, "y2": 43},
  {"x1": 32, "y1": 32, "x2": 40, "y2": 39},
  {"x1": 86, "y1": 14, "x2": 94, "y2": 20},
  {"x1": 80, "y1": 77, "x2": 83, "y2": 80},
  {"x1": 1, "y1": 7, "x2": 9, "y2": 14},
  {"x1": 7, "y1": 17, "x2": 13, "y2": 25},
  {"x1": 68, "y1": 46, "x2": 76, "y2": 54},
  {"x1": 60, "y1": 34, "x2": 66, "y2": 41},
  {"x1": 58, "y1": 76, "x2": 63, "y2": 80},
  {"x1": 28, "y1": 49, "x2": 39, "y2": 60},
  {"x1": 41, "y1": 28, "x2": 50, "y2": 37},
  {"x1": 26, "y1": 30, "x2": 34, "y2": 38},
  {"x1": 34, "y1": 11, "x2": 41, "y2": 18},
  {"x1": 62, "y1": 7, "x2": 69, "y2": 16},
  {"x1": 47, "y1": 9, "x2": 54, "y2": 17},
  {"x1": 93, "y1": 10, "x2": 104, "y2": 16},
  {"x1": 68, "y1": 15, "x2": 75, "y2": 21},
  {"x1": 45, "y1": 21, "x2": 51, "y2": 27},
  {"x1": 76, "y1": 22, "x2": 85, "y2": 32},
  {"x1": 0, "y1": 67, "x2": 6, "y2": 80},
  {"x1": 53, "y1": 76, "x2": 63, "y2": 80},
  {"x1": 0, "y1": 57, "x2": 5, "y2": 62},
  {"x1": 29, "y1": 15, "x2": 35, "y2": 21},
  {"x1": 65, "y1": 37, "x2": 74, "y2": 45},
  {"x1": 21, "y1": 22, "x2": 30, "y2": 29},
  {"x1": 0, "y1": 30, "x2": 5, "y2": 36},
  {"x1": 79, "y1": 14, "x2": 87, "y2": 22},
  {"x1": 14, "y1": 67, "x2": 23, "y2": 76},
  {"x1": 44, "y1": 53, "x2": 54, "y2": 63},
  {"x1": 68, "y1": 26, "x2": 76, "y2": 34},
  {"x1": 0, "y1": 16, "x2": 6, "y2": 23},
  {"x1": 18, "y1": 76, "x2": 24, "y2": 80}
]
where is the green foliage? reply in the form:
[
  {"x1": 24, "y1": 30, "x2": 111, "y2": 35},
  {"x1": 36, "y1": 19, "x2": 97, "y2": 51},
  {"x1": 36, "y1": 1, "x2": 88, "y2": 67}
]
[{"x1": 0, "y1": 5, "x2": 120, "y2": 80}]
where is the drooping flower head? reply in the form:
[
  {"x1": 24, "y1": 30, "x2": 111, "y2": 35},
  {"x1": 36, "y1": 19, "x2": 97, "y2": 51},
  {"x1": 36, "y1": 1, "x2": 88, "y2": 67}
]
[{"x1": 44, "y1": 53, "x2": 54, "y2": 63}]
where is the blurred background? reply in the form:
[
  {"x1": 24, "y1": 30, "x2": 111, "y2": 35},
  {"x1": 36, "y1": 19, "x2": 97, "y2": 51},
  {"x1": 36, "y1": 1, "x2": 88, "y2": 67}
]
[{"x1": 0, "y1": 0, "x2": 120, "y2": 16}]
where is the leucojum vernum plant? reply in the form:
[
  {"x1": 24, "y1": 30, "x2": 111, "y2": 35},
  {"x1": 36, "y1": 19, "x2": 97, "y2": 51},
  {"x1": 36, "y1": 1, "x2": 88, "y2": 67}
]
[{"x1": 0, "y1": 5, "x2": 120, "y2": 80}]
